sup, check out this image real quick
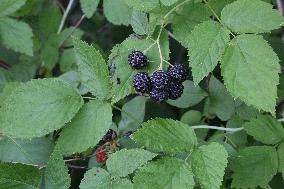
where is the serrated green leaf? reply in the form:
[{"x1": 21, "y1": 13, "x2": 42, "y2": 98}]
[
  {"x1": 45, "y1": 147, "x2": 71, "y2": 189},
  {"x1": 132, "y1": 118, "x2": 197, "y2": 153},
  {"x1": 231, "y1": 146, "x2": 278, "y2": 188},
  {"x1": 80, "y1": 168, "x2": 133, "y2": 189},
  {"x1": 221, "y1": 0, "x2": 284, "y2": 34},
  {"x1": 187, "y1": 21, "x2": 230, "y2": 84},
  {"x1": 56, "y1": 100, "x2": 112, "y2": 155},
  {"x1": 172, "y1": 2, "x2": 211, "y2": 47},
  {"x1": 133, "y1": 157, "x2": 195, "y2": 189},
  {"x1": 226, "y1": 115, "x2": 247, "y2": 147},
  {"x1": 191, "y1": 142, "x2": 228, "y2": 189},
  {"x1": 0, "y1": 78, "x2": 83, "y2": 139},
  {"x1": 123, "y1": 0, "x2": 159, "y2": 12},
  {"x1": 109, "y1": 35, "x2": 169, "y2": 103},
  {"x1": 104, "y1": 0, "x2": 132, "y2": 26},
  {"x1": 221, "y1": 34, "x2": 280, "y2": 114},
  {"x1": 277, "y1": 142, "x2": 284, "y2": 180},
  {"x1": 161, "y1": 0, "x2": 179, "y2": 6},
  {"x1": 204, "y1": 76, "x2": 235, "y2": 121},
  {"x1": 0, "y1": 162, "x2": 41, "y2": 189},
  {"x1": 118, "y1": 96, "x2": 146, "y2": 133},
  {"x1": 131, "y1": 10, "x2": 149, "y2": 35},
  {"x1": 243, "y1": 115, "x2": 284, "y2": 144},
  {"x1": 0, "y1": 136, "x2": 53, "y2": 166},
  {"x1": 0, "y1": 82, "x2": 20, "y2": 107},
  {"x1": 0, "y1": 17, "x2": 33, "y2": 56},
  {"x1": 207, "y1": 0, "x2": 235, "y2": 16},
  {"x1": 80, "y1": 0, "x2": 100, "y2": 18},
  {"x1": 167, "y1": 80, "x2": 207, "y2": 108},
  {"x1": 73, "y1": 38, "x2": 111, "y2": 100},
  {"x1": 0, "y1": 0, "x2": 27, "y2": 17},
  {"x1": 107, "y1": 149, "x2": 156, "y2": 177}
]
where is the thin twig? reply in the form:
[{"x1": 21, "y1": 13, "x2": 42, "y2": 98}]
[
  {"x1": 276, "y1": 0, "x2": 284, "y2": 44},
  {"x1": 57, "y1": 0, "x2": 75, "y2": 34},
  {"x1": 191, "y1": 125, "x2": 244, "y2": 132},
  {"x1": 167, "y1": 30, "x2": 178, "y2": 41},
  {"x1": 66, "y1": 164, "x2": 90, "y2": 170}
]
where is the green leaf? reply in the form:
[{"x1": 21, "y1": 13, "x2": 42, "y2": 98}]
[
  {"x1": 172, "y1": 2, "x2": 211, "y2": 47},
  {"x1": 132, "y1": 118, "x2": 197, "y2": 153},
  {"x1": 231, "y1": 146, "x2": 278, "y2": 189},
  {"x1": 104, "y1": 0, "x2": 132, "y2": 26},
  {"x1": 277, "y1": 142, "x2": 284, "y2": 180},
  {"x1": 118, "y1": 96, "x2": 146, "y2": 133},
  {"x1": 73, "y1": 38, "x2": 111, "y2": 100},
  {"x1": 109, "y1": 35, "x2": 169, "y2": 103},
  {"x1": 131, "y1": 10, "x2": 149, "y2": 35},
  {"x1": 221, "y1": 34, "x2": 280, "y2": 114},
  {"x1": 0, "y1": 78, "x2": 83, "y2": 139},
  {"x1": 107, "y1": 149, "x2": 156, "y2": 177},
  {"x1": 0, "y1": 17, "x2": 33, "y2": 56},
  {"x1": 0, "y1": 136, "x2": 54, "y2": 166},
  {"x1": 56, "y1": 100, "x2": 112, "y2": 155},
  {"x1": 191, "y1": 142, "x2": 228, "y2": 189},
  {"x1": 133, "y1": 157, "x2": 195, "y2": 189},
  {"x1": 0, "y1": 0, "x2": 27, "y2": 17},
  {"x1": 207, "y1": 0, "x2": 234, "y2": 16},
  {"x1": 204, "y1": 76, "x2": 235, "y2": 121},
  {"x1": 80, "y1": 168, "x2": 133, "y2": 189},
  {"x1": 0, "y1": 162, "x2": 41, "y2": 188},
  {"x1": 221, "y1": 0, "x2": 284, "y2": 34},
  {"x1": 243, "y1": 115, "x2": 284, "y2": 144},
  {"x1": 161, "y1": 0, "x2": 179, "y2": 6},
  {"x1": 167, "y1": 80, "x2": 207, "y2": 108},
  {"x1": 0, "y1": 82, "x2": 20, "y2": 107},
  {"x1": 187, "y1": 21, "x2": 230, "y2": 84},
  {"x1": 123, "y1": 0, "x2": 159, "y2": 12},
  {"x1": 80, "y1": 0, "x2": 100, "y2": 18},
  {"x1": 45, "y1": 147, "x2": 71, "y2": 189}
]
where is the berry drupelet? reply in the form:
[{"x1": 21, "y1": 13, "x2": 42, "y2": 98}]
[
  {"x1": 150, "y1": 70, "x2": 170, "y2": 89},
  {"x1": 150, "y1": 89, "x2": 169, "y2": 103},
  {"x1": 128, "y1": 50, "x2": 148, "y2": 69},
  {"x1": 168, "y1": 63, "x2": 189, "y2": 83},
  {"x1": 167, "y1": 81, "x2": 184, "y2": 100},
  {"x1": 133, "y1": 72, "x2": 152, "y2": 94}
]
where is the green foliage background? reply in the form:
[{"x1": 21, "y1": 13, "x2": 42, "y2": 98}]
[{"x1": 0, "y1": 0, "x2": 284, "y2": 188}]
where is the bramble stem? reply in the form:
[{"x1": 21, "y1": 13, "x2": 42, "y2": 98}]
[
  {"x1": 191, "y1": 125, "x2": 243, "y2": 132},
  {"x1": 57, "y1": 0, "x2": 75, "y2": 34}
]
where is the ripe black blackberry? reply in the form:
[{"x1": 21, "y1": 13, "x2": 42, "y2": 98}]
[
  {"x1": 133, "y1": 72, "x2": 152, "y2": 94},
  {"x1": 102, "y1": 129, "x2": 116, "y2": 142},
  {"x1": 150, "y1": 70, "x2": 169, "y2": 89},
  {"x1": 150, "y1": 89, "x2": 169, "y2": 103},
  {"x1": 168, "y1": 64, "x2": 189, "y2": 82},
  {"x1": 128, "y1": 50, "x2": 148, "y2": 69},
  {"x1": 167, "y1": 81, "x2": 184, "y2": 100}
]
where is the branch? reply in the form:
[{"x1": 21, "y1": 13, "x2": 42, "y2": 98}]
[
  {"x1": 191, "y1": 125, "x2": 244, "y2": 132},
  {"x1": 57, "y1": 0, "x2": 75, "y2": 34}
]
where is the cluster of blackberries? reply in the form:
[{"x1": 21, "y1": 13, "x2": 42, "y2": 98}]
[{"x1": 128, "y1": 50, "x2": 189, "y2": 103}]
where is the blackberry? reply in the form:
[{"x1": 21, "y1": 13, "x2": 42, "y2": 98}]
[
  {"x1": 167, "y1": 82, "x2": 184, "y2": 100},
  {"x1": 133, "y1": 72, "x2": 152, "y2": 94},
  {"x1": 168, "y1": 64, "x2": 189, "y2": 82},
  {"x1": 150, "y1": 89, "x2": 169, "y2": 103},
  {"x1": 150, "y1": 70, "x2": 169, "y2": 89},
  {"x1": 102, "y1": 129, "x2": 116, "y2": 142},
  {"x1": 128, "y1": 50, "x2": 148, "y2": 69}
]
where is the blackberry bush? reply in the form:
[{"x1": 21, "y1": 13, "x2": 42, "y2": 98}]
[{"x1": 1, "y1": 0, "x2": 283, "y2": 188}]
